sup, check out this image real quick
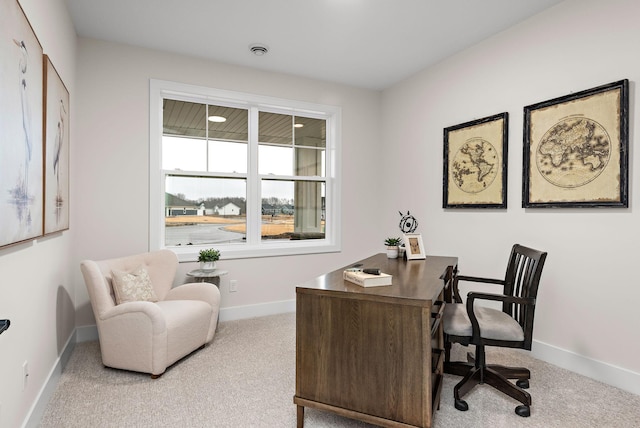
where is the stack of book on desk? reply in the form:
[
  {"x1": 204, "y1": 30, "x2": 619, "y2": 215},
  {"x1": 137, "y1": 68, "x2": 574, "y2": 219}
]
[{"x1": 343, "y1": 270, "x2": 392, "y2": 287}]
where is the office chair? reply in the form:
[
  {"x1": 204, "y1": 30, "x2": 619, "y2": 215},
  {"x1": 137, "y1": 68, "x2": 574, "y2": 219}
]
[{"x1": 443, "y1": 244, "x2": 547, "y2": 417}]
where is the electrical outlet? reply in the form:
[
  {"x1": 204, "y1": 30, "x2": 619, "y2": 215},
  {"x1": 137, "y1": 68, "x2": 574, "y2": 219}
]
[
  {"x1": 22, "y1": 360, "x2": 28, "y2": 390},
  {"x1": 229, "y1": 279, "x2": 237, "y2": 293}
]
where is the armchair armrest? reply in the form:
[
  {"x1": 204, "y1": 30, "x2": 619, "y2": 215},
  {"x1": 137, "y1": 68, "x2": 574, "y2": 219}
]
[
  {"x1": 96, "y1": 301, "x2": 171, "y2": 375},
  {"x1": 165, "y1": 282, "x2": 221, "y2": 343},
  {"x1": 465, "y1": 291, "x2": 535, "y2": 342},
  {"x1": 100, "y1": 301, "x2": 166, "y2": 331},
  {"x1": 165, "y1": 282, "x2": 221, "y2": 309},
  {"x1": 451, "y1": 275, "x2": 505, "y2": 303}
]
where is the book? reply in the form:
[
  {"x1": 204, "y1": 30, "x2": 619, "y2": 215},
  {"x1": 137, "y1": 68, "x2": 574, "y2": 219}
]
[{"x1": 343, "y1": 270, "x2": 392, "y2": 287}]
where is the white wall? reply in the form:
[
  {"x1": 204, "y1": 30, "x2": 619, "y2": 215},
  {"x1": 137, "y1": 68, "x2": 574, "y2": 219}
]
[
  {"x1": 5, "y1": 1, "x2": 640, "y2": 425},
  {"x1": 381, "y1": 0, "x2": 640, "y2": 389},
  {"x1": 0, "y1": 0, "x2": 76, "y2": 426},
  {"x1": 72, "y1": 38, "x2": 383, "y2": 327}
]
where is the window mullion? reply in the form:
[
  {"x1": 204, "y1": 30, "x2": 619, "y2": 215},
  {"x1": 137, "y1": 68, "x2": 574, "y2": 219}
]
[
  {"x1": 205, "y1": 104, "x2": 210, "y2": 172},
  {"x1": 245, "y1": 107, "x2": 260, "y2": 244}
]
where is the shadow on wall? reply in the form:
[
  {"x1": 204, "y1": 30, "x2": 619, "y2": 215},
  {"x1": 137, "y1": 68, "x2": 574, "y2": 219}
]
[{"x1": 56, "y1": 285, "x2": 75, "y2": 355}]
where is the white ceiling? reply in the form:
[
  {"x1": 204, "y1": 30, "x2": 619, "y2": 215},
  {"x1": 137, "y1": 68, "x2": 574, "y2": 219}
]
[{"x1": 64, "y1": 0, "x2": 564, "y2": 90}]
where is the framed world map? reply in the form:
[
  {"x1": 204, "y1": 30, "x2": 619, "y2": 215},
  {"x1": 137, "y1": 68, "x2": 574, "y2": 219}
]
[
  {"x1": 443, "y1": 112, "x2": 508, "y2": 208},
  {"x1": 523, "y1": 80, "x2": 629, "y2": 208}
]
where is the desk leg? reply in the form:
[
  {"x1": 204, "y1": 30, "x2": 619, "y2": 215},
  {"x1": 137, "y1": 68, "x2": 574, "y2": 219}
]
[{"x1": 297, "y1": 405, "x2": 304, "y2": 428}]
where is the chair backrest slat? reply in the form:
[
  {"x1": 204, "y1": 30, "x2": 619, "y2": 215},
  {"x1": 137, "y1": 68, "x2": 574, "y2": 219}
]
[{"x1": 503, "y1": 244, "x2": 547, "y2": 343}]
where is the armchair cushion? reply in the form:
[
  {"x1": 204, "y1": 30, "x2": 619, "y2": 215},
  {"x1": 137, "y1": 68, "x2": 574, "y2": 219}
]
[
  {"x1": 444, "y1": 303, "x2": 524, "y2": 341},
  {"x1": 111, "y1": 265, "x2": 159, "y2": 305}
]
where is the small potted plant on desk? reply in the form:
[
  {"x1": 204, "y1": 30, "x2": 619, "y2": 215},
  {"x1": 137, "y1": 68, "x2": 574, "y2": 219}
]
[
  {"x1": 198, "y1": 248, "x2": 220, "y2": 271},
  {"x1": 384, "y1": 237, "x2": 402, "y2": 259}
]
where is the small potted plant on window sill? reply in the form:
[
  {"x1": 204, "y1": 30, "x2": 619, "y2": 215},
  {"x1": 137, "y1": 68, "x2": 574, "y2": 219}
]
[
  {"x1": 384, "y1": 237, "x2": 402, "y2": 259},
  {"x1": 198, "y1": 248, "x2": 220, "y2": 271}
]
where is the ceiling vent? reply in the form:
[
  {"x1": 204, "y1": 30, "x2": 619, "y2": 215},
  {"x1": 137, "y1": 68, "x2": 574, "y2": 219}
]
[{"x1": 249, "y1": 44, "x2": 269, "y2": 56}]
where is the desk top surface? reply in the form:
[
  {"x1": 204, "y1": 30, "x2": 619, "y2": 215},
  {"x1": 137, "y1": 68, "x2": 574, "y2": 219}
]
[{"x1": 296, "y1": 253, "x2": 457, "y2": 302}]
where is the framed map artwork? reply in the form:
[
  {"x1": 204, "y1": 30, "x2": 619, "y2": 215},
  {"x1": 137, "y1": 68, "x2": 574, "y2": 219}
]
[
  {"x1": 443, "y1": 112, "x2": 508, "y2": 209},
  {"x1": 523, "y1": 80, "x2": 628, "y2": 208}
]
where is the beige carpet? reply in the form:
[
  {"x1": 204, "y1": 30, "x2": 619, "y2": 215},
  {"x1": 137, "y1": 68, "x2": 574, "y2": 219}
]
[{"x1": 41, "y1": 312, "x2": 640, "y2": 427}]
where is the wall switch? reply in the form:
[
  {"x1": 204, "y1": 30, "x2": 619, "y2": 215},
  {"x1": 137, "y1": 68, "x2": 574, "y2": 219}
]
[
  {"x1": 22, "y1": 360, "x2": 28, "y2": 390},
  {"x1": 229, "y1": 279, "x2": 237, "y2": 293}
]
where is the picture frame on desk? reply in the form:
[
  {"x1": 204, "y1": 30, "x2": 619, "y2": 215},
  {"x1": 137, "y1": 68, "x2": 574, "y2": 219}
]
[{"x1": 403, "y1": 233, "x2": 426, "y2": 260}]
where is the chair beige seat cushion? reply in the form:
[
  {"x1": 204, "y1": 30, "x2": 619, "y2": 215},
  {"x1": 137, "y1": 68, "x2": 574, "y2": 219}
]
[{"x1": 444, "y1": 303, "x2": 524, "y2": 341}]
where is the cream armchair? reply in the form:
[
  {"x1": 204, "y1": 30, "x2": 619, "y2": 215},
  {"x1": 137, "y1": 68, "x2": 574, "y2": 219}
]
[{"x1": 80, "y1": 249, "x2": 220, "y2": 378}]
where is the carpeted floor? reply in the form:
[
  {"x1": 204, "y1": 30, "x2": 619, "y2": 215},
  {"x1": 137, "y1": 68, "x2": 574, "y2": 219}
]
[{"x1": 40, "y1": 312, "x2": 640, "y2": 427}]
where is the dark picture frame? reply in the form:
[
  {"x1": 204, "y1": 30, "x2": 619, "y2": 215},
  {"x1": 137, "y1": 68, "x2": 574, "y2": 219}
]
[
  {"x1": 43, "y1": 55, "x2": 70, "y2": 234},
  {"x1": 0, "y1": 0, "x2": 44, "y2": 248},
  {"x1": 523, "y1": 80, "x2": 629, "y2": 208},
  {"x1": 443, "y1": 112, "x2": 508, "y2": 208}
]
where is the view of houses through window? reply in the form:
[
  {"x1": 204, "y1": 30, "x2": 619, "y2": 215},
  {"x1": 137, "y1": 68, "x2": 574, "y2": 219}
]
[{"x1": 158, "y1": 92, "x2": 335, "y2": 255}]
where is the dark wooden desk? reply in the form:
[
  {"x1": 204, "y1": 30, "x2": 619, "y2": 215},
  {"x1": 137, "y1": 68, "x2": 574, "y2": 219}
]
[{"x1": 294, "y1": 253, "x2": 458, "y2": 428}]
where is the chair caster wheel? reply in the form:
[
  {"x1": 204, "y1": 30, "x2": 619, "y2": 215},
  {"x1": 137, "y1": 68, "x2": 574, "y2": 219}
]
[
  {"x1": 515, "y1": 405, "x2": 530, "y2": 417},
  {"x1": 516, "y1": 379, "x2": 529, "y2": 389},
  {"x1": 454, "y1": 399, "x2": 469, "y2": 411}
]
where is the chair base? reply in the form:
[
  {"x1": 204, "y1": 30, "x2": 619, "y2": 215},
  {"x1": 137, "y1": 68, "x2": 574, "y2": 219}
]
[{"x1": 445, "y1": 352, "x2": 532, "y2": 417}]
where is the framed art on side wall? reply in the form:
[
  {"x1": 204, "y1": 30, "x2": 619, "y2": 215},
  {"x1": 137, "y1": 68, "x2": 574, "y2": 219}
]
[
  {"x1": 523, "y1": 79, "x2": 629, "y2": 208},
  {"x1": 443, "y1": 112, "x2": 508, "y2": 209},
  {"x1": 0, "y1": 0, "x2": 44, "y2": 248},
  {"x1": 43, "y1": 55, "x2": 70, "y2": 234}
]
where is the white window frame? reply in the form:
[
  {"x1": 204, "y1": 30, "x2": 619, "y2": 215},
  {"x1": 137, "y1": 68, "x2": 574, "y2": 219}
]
[{"x1": 149, "y1": 79, "x2": 341, "y2": 262}]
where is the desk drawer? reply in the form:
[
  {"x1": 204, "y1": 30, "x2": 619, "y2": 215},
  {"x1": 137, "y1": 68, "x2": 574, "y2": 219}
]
[{"x1": 430, "y1": 300, "x2": 445, "y2": 337}]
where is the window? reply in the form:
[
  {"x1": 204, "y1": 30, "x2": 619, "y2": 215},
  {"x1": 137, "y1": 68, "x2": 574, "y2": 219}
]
[{"x1": 150, "y1": 80, "x2": 341, "y2": 261}]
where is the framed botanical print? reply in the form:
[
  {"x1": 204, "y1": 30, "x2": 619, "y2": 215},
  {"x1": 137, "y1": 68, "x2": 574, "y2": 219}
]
[
  {"x1": 0, "y1": 0, "x2": 44, "y2": 248},
  {"x1": 43, "y1": 55, "x2": 70, "y2": 234},
  {"x1": 523, "y1": 80, "x2": 628, "y2": 208},
  {"x1": 443, "y1": 113, "x2": 508, "y2": 209}
]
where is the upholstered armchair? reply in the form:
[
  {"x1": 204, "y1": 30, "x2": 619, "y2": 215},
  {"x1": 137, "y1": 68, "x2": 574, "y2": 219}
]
[{"x1": 80, "y1": 249, "x2": 220, "y2": 378}]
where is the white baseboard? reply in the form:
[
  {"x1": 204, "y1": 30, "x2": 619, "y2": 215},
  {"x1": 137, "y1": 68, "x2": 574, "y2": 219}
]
[
  {"x1": 22, "y1": 331, "x2": 76, "y2": 428},
  {"x1": 532, "y1": 339, "x2": 640, "y2": 396},
  {"x1": 218, "y1": 299, "x2": 296, "y2": 322},
  {"x1": 76, "y1": 324, "x2": 99, "y2": 342}
]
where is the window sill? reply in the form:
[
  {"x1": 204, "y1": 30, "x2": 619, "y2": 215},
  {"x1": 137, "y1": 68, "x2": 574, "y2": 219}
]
[{"x1": 171, "y1": 241, "x2": 341, "y2": 262}]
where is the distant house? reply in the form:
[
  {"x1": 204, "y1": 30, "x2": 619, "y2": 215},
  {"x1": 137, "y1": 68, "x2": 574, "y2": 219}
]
[
  {"x1": 281, "y1": 204, "x2": 295, "y2": 215},
  {"x1": 214, "y1": 202, "x2": 240, "y2": 216},
  {"x1": 262, "y1": 203, "x2": 294, "y2": 216},
  {"x1": 165, "y1": 193, "x2": 203, "y2": 216}
]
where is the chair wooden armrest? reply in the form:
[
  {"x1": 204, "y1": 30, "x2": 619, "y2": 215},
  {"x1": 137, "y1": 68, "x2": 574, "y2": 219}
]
[{"x1": 451, "y1": 275, "x2": 505, "y2": 303}]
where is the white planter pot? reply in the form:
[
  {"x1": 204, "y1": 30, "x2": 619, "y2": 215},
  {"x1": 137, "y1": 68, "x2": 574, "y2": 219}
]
[
  {"x1": 200, "y1": 261, "x2": 217, "y2": 271},
  {"x1": 386, "y1": 246, "x2": 399, "y2": 259}
]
